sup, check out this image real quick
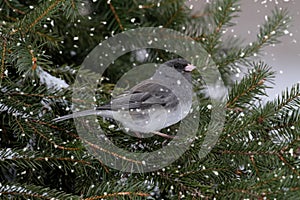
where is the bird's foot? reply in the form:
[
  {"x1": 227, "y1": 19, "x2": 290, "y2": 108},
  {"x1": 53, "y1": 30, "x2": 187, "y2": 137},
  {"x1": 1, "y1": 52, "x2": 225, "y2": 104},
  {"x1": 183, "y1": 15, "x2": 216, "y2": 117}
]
[{"x1": 152, "y1": 131, "x2": 174, "y2": 139}]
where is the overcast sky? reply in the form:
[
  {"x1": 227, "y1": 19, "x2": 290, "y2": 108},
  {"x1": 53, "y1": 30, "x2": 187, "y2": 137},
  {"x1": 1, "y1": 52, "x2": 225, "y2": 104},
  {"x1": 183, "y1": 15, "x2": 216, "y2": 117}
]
[{"x1": 187, "y1": 0, "x2": 300, "y2": 100}]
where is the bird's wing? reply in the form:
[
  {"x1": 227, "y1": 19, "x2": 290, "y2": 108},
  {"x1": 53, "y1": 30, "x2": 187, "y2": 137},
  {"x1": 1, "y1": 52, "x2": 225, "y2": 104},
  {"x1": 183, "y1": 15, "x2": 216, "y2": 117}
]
[{"x1": 97, "y1": 82, "x2": 179, "y2": 111}]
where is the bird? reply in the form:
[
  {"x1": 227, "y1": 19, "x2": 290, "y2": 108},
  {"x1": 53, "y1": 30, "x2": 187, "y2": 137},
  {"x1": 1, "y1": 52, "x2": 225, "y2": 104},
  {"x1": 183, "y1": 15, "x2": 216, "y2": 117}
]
[{"x1": 53, "y1": 58, "x2": 196, "y2": 138}]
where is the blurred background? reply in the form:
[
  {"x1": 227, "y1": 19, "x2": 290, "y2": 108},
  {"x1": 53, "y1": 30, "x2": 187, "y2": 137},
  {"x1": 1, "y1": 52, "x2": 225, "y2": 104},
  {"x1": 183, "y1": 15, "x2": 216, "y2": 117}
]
[{"x1": 188, "y1": 0, "x2": 300, "y2": 100}]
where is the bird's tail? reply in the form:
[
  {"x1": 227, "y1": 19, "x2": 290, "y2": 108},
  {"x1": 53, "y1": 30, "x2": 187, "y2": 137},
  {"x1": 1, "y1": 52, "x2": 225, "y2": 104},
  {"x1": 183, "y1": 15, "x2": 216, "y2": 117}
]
[{"x1": 52, "y1": 109, "x2": 106, "y2": 122}]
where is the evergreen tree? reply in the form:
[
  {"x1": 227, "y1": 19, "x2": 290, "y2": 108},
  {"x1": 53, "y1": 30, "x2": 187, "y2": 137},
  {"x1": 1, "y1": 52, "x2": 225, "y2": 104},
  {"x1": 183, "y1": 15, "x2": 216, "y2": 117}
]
[{"x1": 1, "y1": 0, "x2": 299, "y2": 199}]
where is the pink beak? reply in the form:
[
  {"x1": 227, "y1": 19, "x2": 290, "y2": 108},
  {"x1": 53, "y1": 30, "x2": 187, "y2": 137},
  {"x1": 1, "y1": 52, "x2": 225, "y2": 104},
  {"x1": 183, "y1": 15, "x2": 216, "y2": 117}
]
[{"x1": 184, "y1": 64, "x2": 196, "y2": 72}]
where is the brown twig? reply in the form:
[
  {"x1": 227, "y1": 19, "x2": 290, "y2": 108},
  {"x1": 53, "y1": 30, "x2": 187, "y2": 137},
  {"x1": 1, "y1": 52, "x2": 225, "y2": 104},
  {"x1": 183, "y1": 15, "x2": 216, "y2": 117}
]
[
  {"x1": 221, "y1": 189, "x2": 261, "y2": 199},
  {"x1": 0, "y1": 40, "x2": 7, "y2": 79},
  {"x1": 28, "y1": 0, "x2": 62, "y2": 30},
  {"x1": 84, "y1": 192, "x2": 150, "y2": 200},
  {"x1": 220, "y1": 120, "x2": 256, "y2": 141},
  {"x1": 15, "y1": 117, "x2": 25, "y2": 133},
  {"x1": 108, "y1": 2, "x2": 124, "y2": 31},
  {"x1": 250, "y1": 155, "x2": 259, "y2": 176},
  {"x1": 35, "y1": 156, "x2": 91, "y2": 165},
  {"x1": 164, "y1": 6, "x2": 183, "y2": 28},
  {"x1": 226, "y1": 75, "x2": 264, "y2": 108},
  {"x1": 10, "y1": 0, "x2": 63, "y2": 35},
  {"x1": 191, "y1": 12, "x2": 211, "y2": 19},
  {"x1": 33, "y1": 120, "x2": 111, "y2": 172},
  {"x1": 4, "y1": 0, "x2": 25, "y2": 14},
  {"x1": 277, "y1": 152, "x2": 300, "y2": 176},
  {"x1": 28, "y1": 49, "x2": 37, "y2": 70},
  {"x1": 82, "y1": 138, "x2": 143, "y2": 165},
  {"x1": 8, "y1": 92, "x2": 87, "y2": 104},
  {"x1": 47, "y1": 126, "x2": 143, "y2": 165},
  {"x1": 221, "y1": 150, "x2": 277, "y2": 156},
  {"x1": 10, "y1": 156, "x2": 91, "y2": 165},
  {"x1": 179, "y1": 167, "x2": 228, "y2": 177},
  {"x1": 252, "y1": 176, "x2": 282, "y2": 189},
  {"x1": 27, "y1": 122, "x2": 81, "y2": 151}
]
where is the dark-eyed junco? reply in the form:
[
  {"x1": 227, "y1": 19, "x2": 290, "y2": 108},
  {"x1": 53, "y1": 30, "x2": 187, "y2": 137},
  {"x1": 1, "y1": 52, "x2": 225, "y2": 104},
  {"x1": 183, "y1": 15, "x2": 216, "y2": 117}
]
[{"x1": 53, "y1": 58, "x2": 196, "y2": 138}]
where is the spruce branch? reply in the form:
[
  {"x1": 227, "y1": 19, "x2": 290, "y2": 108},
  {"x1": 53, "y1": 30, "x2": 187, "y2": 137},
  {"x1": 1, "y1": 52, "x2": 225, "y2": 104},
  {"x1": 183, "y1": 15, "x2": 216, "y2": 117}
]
[
  {"x1": 27, "y1": 121, "x2": 81, "y2": 151},
  {"x1": 212, "y1": 0, "x2": 240, "y2": 34},
  {"x1": 9, "y1": 43, "x2": 52, "y2": 76},
  {"x1": 80, "y1": 136, "x2": 144, "y2": 165},
  {"x1": 276, "y1": 152, "x2": 300, "y2": 177},
  {"x1": 275, "y1": 83, "x2": 300, "y2": 112},
  {"x1": 0, "y1": 102, "x2": 30, "y2": 119},
  {"x1": 0, "y1": 183, "x2": 79, "y2": 199},
  {"x1": 203, "y1": 0, "x2": 240, "y2": 53},
  {"x1": 227, "y1": 62, "x2": 275, "y2": 109},
  {"x1": 40, "y1": 119, "x2": 145, "y2": 167},
  {"x1": 217, "y1": 7, "x2": 290, "y2": 68},
  {"x1": 0, "y1": 148, "x2": 93, "y2": 174},
  {"x1": 27, "y1": 0, "x2": 62, "y2": 31},
  {"x1": 34, "y1": 30, "x2": 62, "y2": 49},
  {"x1": 0, "y1": 0, "x2": 298, "y2": 199},
  {"x1": 9, "y1": 0, "x2": 63, "y2": 36},
  {"x1": 243, "y1": 7, "x2": 290, "y2": 56},
  {"x1": 178, "y1": 167, "x2": 229, "y2": 178},
  {"x1": 216, "y1": 172, "x2": 300, "y2": 199}
]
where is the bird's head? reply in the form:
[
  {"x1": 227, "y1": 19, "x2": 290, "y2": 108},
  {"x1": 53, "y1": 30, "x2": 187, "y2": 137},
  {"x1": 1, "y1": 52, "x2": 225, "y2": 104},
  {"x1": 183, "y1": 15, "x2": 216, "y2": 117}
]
[{"x1": 164, "y1": 58, "x2": 196, "y2": 73}]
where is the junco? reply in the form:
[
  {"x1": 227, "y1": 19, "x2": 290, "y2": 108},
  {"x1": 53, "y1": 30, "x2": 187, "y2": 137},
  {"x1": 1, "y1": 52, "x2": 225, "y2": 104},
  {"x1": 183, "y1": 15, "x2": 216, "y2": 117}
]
[{"x1": 53, "y1": 58, "x2": 196, "y2": 138}]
